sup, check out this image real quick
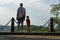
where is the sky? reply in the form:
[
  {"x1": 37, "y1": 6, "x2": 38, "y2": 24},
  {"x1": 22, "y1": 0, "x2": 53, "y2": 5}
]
[{"x1": 0, "y1": 0, "x2": 60, "y2": 26}]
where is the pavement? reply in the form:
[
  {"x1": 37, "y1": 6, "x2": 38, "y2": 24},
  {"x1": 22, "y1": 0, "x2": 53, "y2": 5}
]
[{"x1": 0, "y1": 35, "x2": 60, "y2": 40}]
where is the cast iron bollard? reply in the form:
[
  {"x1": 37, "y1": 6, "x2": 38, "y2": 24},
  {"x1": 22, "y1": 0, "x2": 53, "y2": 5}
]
[
  {"x1": 50, "y1": 17, "x2": 55, "y2": 32},
  {"x1": 11, "y1": 17, "x2": 15, "y2": 32}
]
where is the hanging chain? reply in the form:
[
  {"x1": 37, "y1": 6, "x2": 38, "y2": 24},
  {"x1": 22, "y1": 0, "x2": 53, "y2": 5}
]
[
  {"x1": 43, "y1": 20, "x2": 50, "y2": 27},
  {"x1": 0, "y1": 19, "x2": 11, "y2": 30},
  {"x1": 14, "y1": 20, "x2": 18, "y2": 24}
]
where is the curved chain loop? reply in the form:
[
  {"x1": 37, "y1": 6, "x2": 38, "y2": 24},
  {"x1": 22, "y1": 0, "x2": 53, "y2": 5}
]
[
  {"x1": 0, "y1": 19, "x2": 11, "y2": 30},
  {"x1": 43, "y1": 20, "x2": 50, "y2": 27}
]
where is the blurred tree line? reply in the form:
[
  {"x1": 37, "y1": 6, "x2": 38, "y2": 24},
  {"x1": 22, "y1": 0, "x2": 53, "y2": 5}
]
[{"x1": 50, "y1": 3, "x2": 60, "y2": 31}]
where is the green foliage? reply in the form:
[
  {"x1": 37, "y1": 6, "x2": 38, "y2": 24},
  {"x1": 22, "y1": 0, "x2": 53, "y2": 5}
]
[
  {"x1": 14, "y1": 25, "x2": 60, "y2": 32},
  {"x1": 15, "y1": 25, "x2": 49, "y2": 32},
  {"x1": 50, "y1": 3, "x2": 60, "y2": 32},
  {"x1": 53, "y1": 17, "x2": 60, "y2": 23},
  {"x1": 28, "y1": 25, "x2": 49, "y2": 32},
  {"x1": 50, "y1": 4, "x2": 60, "y2": 18}
]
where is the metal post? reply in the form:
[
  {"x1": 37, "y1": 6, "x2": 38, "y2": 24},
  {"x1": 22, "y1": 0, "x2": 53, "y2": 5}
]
[
  {"x1": 11, "y1": 17, "x2": 15, "y2": 32},
  {"x1": 50, "y1": 17, "x2": 55, "y2": 32}
]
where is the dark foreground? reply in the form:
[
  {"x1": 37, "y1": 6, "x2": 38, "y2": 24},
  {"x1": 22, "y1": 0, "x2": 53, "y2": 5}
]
[
  {"x1": 0, "y1": 35, "x2": 60, "y2": 40},
  {"x1": 0, "y1": 32, "x2": 60, "y2": 40},
  {"x1": 0, "y1": 32, "x2": 60, "y2": 36}
]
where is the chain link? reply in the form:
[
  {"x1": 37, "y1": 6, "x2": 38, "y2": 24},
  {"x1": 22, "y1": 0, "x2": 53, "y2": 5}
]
[
  {"x1": 43, "y1": 20, "x2": 50, "y2": 27},
  {"x1": 0, "y1": 19, "x2": 11, "y2": 30},
  {"x1": 14, "y1": 20, "x2": 18, "y2": 24},
  {"x1": 0, "y1": 18, "x2": 18, "y2": 30}
]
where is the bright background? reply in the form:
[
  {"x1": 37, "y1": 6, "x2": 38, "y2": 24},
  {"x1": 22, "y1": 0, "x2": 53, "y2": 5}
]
[{"x1": 0, "y1": 0, "x2": 60, "y2": 26}]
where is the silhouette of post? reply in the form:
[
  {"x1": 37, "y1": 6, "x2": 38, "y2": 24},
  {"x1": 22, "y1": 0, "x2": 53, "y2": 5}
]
[
  {"x1": 11, "y1": 17, "x2": 15, "y2": 32},
  {"x1": 50, "y1": 17, "x2": 55, "y2": 32}
]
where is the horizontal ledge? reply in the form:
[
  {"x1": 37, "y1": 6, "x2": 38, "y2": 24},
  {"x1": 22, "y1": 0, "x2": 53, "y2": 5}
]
[{"x1": 0, "y1": 32, "x2": 60, "y2": 36}]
